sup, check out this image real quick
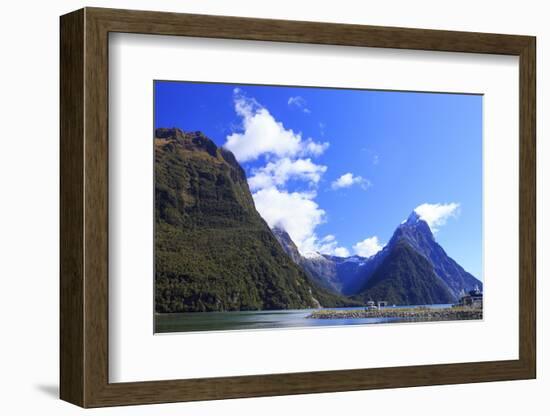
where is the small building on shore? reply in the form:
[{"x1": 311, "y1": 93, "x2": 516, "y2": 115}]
[
  {"x1": 366, "y1": 300, "x2": 388, "y2": 310},
  {"x1": 457, "y1": 286, "x2": 483, "y2": 308}
]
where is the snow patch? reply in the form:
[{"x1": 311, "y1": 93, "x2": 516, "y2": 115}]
[{"x1": 303, "y1": 251, "x2": 324, "y2": 260}]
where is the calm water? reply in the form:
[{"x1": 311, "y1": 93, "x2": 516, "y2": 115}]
[{"x1": 155, "y1": 304, "x2": 453, "y2": 334}]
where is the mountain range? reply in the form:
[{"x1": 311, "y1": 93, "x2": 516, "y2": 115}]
[
  {"x1": 274, "y1": 210, "x2": 482, "y2": 305},
  {"x1": 155, "y1": 127, "x2": 482, "y2": 313}
]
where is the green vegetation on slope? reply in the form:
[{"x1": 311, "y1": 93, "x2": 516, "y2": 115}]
[{"x1": 155, "y1": 128, "x2": 348, "y2": 313}]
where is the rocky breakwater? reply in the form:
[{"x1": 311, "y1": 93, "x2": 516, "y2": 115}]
[{"x1": 307, "y1": 306, "x2": 482, "y2": 321}]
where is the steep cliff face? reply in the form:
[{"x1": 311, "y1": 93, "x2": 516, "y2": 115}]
[
  {"x1": 155, "y1": 128, "x2": 325, "y2": 313},
  {"x1": 271, "y1": 226, "x2": 302, "y2": 264}
]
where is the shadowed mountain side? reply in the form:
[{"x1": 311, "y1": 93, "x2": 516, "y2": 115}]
[
  {"x1": 386, "y1": 211, "x2": 482, "y2": 298},
  {"x1": 353, "y1": 240, "x2": 456, "y2": 305}
]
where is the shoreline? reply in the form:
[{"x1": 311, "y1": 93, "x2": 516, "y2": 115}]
[{"x1": 306, "y1": 306, "x2": 482, "y2": 321}]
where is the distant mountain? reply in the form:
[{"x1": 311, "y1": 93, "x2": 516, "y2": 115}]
[
  {"x1": 386, "y1": 211, "x2": 482, "y2": 298},
  {"x1": 353, "y1": 240, "x2": 456, "y2": 305},
  {"x1": 322, "y1": 255, "x2": 371, "y2": 295},
  {"x1": 271, "y1": 227, "x2": 362, "y2": 306},
  {"x1": 272, "y1": 227, "x2": 366, "y2": 295},
  {"x1": 272, "y1": 211, "x2": 482, "y2": 306},
  {"x1": 155, "y1": 128, "x2": 347, "y2": 313}
]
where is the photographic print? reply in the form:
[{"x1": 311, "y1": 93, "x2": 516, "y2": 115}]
[{"x1": 154, "y1": 81, "x2": 483, "y2": 333}]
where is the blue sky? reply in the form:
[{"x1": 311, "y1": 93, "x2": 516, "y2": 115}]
[{"x1": 155, "y1": 81, "x2": 483, "y2": 279}]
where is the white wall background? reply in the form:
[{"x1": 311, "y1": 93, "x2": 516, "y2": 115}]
[{"x1": 0, "y1": 0, "x2": 545, "y2": 414}]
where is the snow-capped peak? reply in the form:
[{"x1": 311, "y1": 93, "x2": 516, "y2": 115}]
[
  {"x1": 343, "y1": 255, "x2": 366, "y2": 263},
  {"x1": 302, "y1": 251, "x2": 324, "y2": 260}
]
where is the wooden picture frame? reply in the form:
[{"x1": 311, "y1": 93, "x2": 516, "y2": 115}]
[{"x1": 60, "y1": 7, "x2": 536, "y2": 408}]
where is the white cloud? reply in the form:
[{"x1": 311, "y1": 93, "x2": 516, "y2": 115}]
[
  {"x1": 224, "y1": 91, "x2": 327, "y2": 162},
  {"x1": 353, "y1": 236, "x2": 383, "y2": 258},
  {"x1": 414, "y1": 202, "x2": 460, "y2": 232},
  {"x1": 303, "y1": 138, "x2": 329, "y2": 156},
  {"x1": 288, "y1": 96, "x2": 311, "y2": 113},
  {"x1": 225, "y1": 90, "x2": 351, "y2": 257},
  {"x1": 315, "y1": 235, "x2": 350, "y2": 257},
  {"x1": 252, "y1": 187, "x2": 325, "y2": 254},
  {"x1": 252, "y1": 187, "x2": 349, "y2": 256},
  {"x1": 248, "y1": 158, "x2": 327, "y2": 192},
  {"x1": 226, "y1": 107, "x2": 300, "y2": 162},
  {"x1": 331, "y1": 173, "x2": 371, "y2": 190},
  {"x1": 333, "y1": 247, "x2": 351, "y2": 257}
]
